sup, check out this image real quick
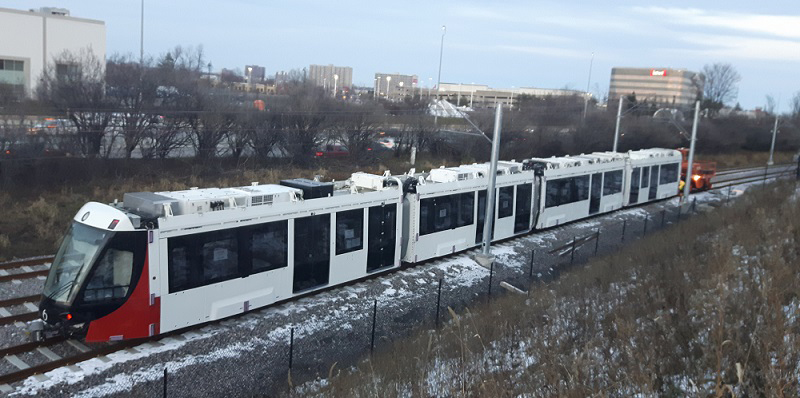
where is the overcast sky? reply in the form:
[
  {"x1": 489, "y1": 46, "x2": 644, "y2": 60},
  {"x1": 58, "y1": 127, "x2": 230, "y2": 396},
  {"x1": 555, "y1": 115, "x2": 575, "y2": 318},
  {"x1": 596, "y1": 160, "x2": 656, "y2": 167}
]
[{"x1": 7, "y1": 0, "x2": 800, "y2": 111}]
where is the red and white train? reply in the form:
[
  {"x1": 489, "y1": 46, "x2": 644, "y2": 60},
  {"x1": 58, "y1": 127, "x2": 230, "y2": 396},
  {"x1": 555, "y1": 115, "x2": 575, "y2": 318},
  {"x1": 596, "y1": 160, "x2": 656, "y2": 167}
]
[{"x1": 35, "y1": 148, "x2": 682, "y2": 342}]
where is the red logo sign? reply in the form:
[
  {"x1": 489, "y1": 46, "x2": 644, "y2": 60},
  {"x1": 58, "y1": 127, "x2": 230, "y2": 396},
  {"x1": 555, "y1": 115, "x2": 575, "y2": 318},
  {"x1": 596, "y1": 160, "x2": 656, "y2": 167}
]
[{"x1": 650, "y1": 69, "x2": 667, "y2": 77}]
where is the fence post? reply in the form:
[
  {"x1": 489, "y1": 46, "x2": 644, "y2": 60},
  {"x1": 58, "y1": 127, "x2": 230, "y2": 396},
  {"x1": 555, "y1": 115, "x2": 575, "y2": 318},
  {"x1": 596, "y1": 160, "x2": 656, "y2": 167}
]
[
  {"x1": 529, "y1": 250, "x2": 536, "y2": 278},
  {"x1": 726, "y1": 185, "x2": 732, "y2": 205},
  {"x1": 643, "y1": 216, "x2": 648, "y2": 236},
  {"x1": 593, "y1": 228, "x2": 600, "y2": 255},
  {"x1": 621, "y1": 219, "x2": 627, "y2": 243},
  {"x1": 570, "y1": 236, "x2": 577, "y2": 265},
  {"x1": 370, "y1": 299, "x2": 377, "y2": 354},
  {"x1": 676, "y1": 202, "x2": 682, "y2": 221},
  {"x1": 661, "y1": 209, "x2": 666, "y2": 228},
  {"x1": 163, "y1": 367, "x2": 167, "y2": 398},
  {"x1": 692, "y1": 197, "x2": 697, "y2": 213},
  {"x1": 435, "y1": 279, "x2": 442, "y2": 328},
  {"x1": 763, "y1": 165, "x2": 768, "y2": 187},
  {"x1": 488, "y1": 260, "x2": 494, "y2": 300},
  {"x1": 288, "y1": 327, "x2": 294, "y2": 370}
]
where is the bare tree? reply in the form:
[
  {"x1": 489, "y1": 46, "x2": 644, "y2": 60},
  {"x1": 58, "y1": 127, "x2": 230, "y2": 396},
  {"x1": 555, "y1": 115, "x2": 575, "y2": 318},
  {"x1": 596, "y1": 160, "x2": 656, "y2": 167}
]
[
  {"x1": 105, "y1": 54, "x2": 160, "y2": 158},
  {"x1": 764, "y1": 95, "x2": 776, "y2": 115},
  {"x1": 330, "y1": 103, "x2": 382, "y2": 163},
  {"x1": 702, "y1": 63, "x2": 741, "y2": 109},
  {"x1": 790, "y1": 91, "x2": 800, "y2": 119},
  {"x1": 36, "y1": 49, "x2": 111, "y2": 157}
]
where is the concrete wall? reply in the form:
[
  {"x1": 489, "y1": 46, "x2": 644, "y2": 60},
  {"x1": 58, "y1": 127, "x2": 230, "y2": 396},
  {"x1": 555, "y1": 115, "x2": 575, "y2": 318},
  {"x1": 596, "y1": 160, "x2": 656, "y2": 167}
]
[{"x1": 0, "y1": 7, "x2": 105, "y2": 96}]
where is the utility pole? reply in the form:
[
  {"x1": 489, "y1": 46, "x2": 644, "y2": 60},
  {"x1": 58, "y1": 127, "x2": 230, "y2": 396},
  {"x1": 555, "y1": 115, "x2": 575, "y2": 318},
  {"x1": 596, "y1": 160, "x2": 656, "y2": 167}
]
[
  {"x1": 140, "y1": 0, "x2": 144, "y2": 66},
  {"x1": 582, "y1": 52, "x2": 594, "y2": 120},
  {"x1": 475, "y1": 106, "x2": 503, "y2": 268},
  {"x1": 613, "y1": 97, "x2": 623, "y2": 152},
  {"x1": 683, "y1": 101, "x2": 700, "y2": 200},
  {"x1": 434, "y1": 25, "x2": 446, "y2": 125},
  {"x1": 768, "y1": 115, "x2": 779, "y2": 166}
]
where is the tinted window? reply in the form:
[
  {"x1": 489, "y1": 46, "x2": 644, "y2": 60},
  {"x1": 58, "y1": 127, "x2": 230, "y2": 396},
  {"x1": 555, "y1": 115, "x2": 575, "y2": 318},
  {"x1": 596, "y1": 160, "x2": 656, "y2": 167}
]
[
  {"x1": 168, "y1": 239, "x2": 195, "y2": 293},
  {"x1": 336, "y1": 209, "x2": 364, "y2": 255},
  {"x1": 629, "y1": 168, "x2": 641, "y2": 203},
  {"x1": 250, "y1": 220, "x2": 288, "y2": 273},
  {"x1": 367, "y1": 204, "x2": 397, "y2": 272},
  {"x1": 498, "y1": 186, "x2": 514, "y2": 218},
  {"x1": 545, "y1": 175, "x2": 590, "y2": 208},
  {"x1": 420, "y1": 193, "x2": 476, "y2": 236},
  {"x1": 603, "y1": 170, "x2": 623, "y2": 195},
  {"x1": 201, "y1": 230, "x2": 239, "y2": 284},
  {"x1": 641, "y1": 167, "x2": 650, "y2": 187},
  {"x1": 659, "y1": 163, "x2": 679, "y2": 185}
]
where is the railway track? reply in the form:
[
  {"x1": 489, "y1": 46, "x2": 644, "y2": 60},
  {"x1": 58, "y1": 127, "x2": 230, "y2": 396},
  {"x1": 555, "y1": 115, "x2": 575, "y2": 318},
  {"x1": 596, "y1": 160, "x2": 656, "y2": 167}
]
[
  {"x1": 0, "y1": 162, "x2": 795, "y2": 392},
  {"x1": 0, "y1": 336, "x2": 142, "y2": 392},
  {"x1": 0, "y1": 295, "x2": 41, "y2": 326},
  {"x1": 0, "y1": 256, "x2": 53, "y2": 284},
  {"x1": 714, "y1": 162, "x2": 794, "y2": 177}
]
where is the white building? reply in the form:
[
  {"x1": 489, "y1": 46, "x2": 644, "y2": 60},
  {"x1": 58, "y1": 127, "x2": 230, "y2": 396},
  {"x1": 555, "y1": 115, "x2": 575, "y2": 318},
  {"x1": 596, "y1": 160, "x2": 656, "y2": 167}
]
[{"x1": 0, "y1": 7, "x2": 106, "y2": 97}]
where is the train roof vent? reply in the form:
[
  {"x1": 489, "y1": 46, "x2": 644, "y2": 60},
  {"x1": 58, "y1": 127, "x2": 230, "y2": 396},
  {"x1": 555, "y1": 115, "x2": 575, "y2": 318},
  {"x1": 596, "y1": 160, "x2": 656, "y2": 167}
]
[
  {"x1": 428, "y1": 167, "x2": 478, "y2": 183},
  {"x1": 234, "y1": 185, "x2": 299, "y2": 206},
  {"x1": 123, "y1": 192, "x2": 179, "y2": 218},
  {"x1": 350, "y1": 172, "x2": 389, "y2": 191}
]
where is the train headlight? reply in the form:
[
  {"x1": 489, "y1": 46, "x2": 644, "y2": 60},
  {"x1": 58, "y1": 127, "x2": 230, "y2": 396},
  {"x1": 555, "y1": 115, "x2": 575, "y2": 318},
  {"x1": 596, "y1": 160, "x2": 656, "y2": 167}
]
[{"x1": 692, "y1": 174, "x2": 701, "y2": 182}]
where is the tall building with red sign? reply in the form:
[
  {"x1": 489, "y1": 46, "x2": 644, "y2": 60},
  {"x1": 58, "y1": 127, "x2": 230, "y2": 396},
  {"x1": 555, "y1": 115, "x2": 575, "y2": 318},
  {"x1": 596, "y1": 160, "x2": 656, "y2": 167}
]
[{"x1": 609, "y1": 67, "x2": 703, "y2": 109}]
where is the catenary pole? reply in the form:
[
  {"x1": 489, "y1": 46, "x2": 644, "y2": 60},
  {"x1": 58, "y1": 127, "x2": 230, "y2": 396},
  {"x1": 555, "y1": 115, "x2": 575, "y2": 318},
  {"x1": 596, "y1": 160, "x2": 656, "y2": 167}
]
[
  {"x1": 613, "y1": 96, "x2": 623, "y2": 152},
  {"x1": 683, "y1": 101, "x2": 700, "y2": 200},
  {"x1": 434, "y1": 25, "x2": 446, "y2": 125},
  {"x1": 768, "y1": 115, "x2": 779, "y2": 166},
  {"x1": 481, "y1": 106, "x2": 503, "y2": 256}
]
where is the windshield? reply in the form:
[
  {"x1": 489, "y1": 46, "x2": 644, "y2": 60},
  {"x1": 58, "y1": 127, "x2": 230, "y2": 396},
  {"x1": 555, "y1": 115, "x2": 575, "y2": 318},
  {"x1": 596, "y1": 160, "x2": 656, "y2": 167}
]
[{"x1": 43, "y1": 222, "x2": 112, "y2": 304}]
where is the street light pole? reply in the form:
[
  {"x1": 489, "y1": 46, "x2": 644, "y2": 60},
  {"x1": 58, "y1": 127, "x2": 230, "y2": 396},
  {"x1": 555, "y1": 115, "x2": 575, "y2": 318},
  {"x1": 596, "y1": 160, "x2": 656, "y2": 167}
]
[
  {"x1": 683, "y1": 100, "x2": 700, "y2": 201},
  {"x1": 613, "y1": 97, "x2": 623, "y2": 152},
  {"x1": 386, "y1": 76, "x2": 392, "y2": 99},
  {"x1": 768, "y1": 115, "x2": 779, "y2": 166},
  {"x1": 333, "y1": 74, "x2": 339, "y2": 98}
]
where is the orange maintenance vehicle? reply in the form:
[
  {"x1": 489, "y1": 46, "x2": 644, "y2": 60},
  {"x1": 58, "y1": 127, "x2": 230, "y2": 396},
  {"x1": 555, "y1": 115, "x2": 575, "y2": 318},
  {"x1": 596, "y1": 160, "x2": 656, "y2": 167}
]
[{"x1": 678, "y1": 148, "x2": 716, "y2": 191}]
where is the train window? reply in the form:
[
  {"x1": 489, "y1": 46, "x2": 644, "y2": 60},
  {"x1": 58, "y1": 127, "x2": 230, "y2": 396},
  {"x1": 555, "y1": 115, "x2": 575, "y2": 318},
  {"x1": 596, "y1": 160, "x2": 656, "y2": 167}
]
[
  {"x1": 659, "y1": 163, "x2": 679, "y2": 185},
  {"x1": 545, "y1": 175, "x2": 590, "y2": 208},
  {"x1": 498, "y1": 186, "x2": 514, "y2": 218},
  {"x1": 336, "y1": 209, "x2": 364, "y2": 255},
  {"x1": 433, "y1": 195, "x2": 454, "y2": 231},
  {"x1": 641, "y1": 167, "x2": 650, "y2": 187},
  {"x1": 514, "y1": 183, "x2": 532, "y2": 233},
  {"x1": 201, "y1": 230, "x2": 239, "y2": 284},
  {"x1": 250, "y1": 220, "x2": 288, "y2": 273},
  {"x1": 457, "y1": 192, "x2": 475, "y2": 227},
  {"x1": 82, "y1": 248, "x2": 133, "y2": 302},
  {"x1": 603, "y1": 170, "x2": 623, "y2": 195},
  {"x1": 420, "y1": 193, "x2": 475, "y2": 235},
  {"x1": 168, "y1": 243, "x2": 193, "y2": 293}
]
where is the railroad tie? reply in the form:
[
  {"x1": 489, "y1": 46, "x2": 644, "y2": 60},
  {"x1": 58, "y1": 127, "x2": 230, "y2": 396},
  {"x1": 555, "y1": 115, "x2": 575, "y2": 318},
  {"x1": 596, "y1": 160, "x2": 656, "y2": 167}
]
[
  {"x1": 0, "y1": 308, "x2": 11, "y2": 318},
  {"x1": 66, "y1": 339, "x2": 91, "y2": 353},
  {"x1": 5, "y1": 354, "x2": 30, "y2": 370},
  {"x1": 21, "y1": 266, "x2": 33, "y2": 273},
  {"x1": 23, "y1": 303, "x2": 38, "y2": 312},
  {"x1": 36, "y1": 346, "x2": 61, "y2": 361}
]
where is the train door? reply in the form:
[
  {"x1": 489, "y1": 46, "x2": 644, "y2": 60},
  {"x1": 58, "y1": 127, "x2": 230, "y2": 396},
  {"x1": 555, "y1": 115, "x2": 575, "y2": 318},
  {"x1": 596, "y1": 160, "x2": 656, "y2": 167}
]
[
  {"x1": 514, "y1": 183, "x2": 532, "y2": 233},
  {"x1": 589, "y1": 173, "x2": 602, "y2": 215},
  {"x1": 475, "y1": 190, "x2": 496, "y2": 244},
  {"x1": 367, "y1": 204, "x2": 397, "y2": 272},
  {"x1": 629, "y1": 168, "x2": 640, "y2": 204},
  {"x1": 648, "y1": 165, "x2": 659, "y2": 200},
  {"x1": 293, "y1": 214, "x2": 331, "y2": 292}
]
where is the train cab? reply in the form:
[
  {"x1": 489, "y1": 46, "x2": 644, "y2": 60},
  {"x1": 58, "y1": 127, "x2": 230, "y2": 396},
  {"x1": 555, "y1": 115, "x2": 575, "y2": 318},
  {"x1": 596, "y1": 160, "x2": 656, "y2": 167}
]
[{"x1": 35, "y1": 202, "x2": 153, "y2": 341}]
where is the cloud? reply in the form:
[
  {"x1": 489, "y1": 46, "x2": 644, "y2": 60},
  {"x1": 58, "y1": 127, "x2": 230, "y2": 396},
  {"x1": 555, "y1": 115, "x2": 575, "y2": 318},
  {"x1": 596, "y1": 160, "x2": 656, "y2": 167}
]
[
  {"x1": 632, "y1": 7, "x2": 800, "y2": 39},
  {"x1": 676, "y1": 34, "x2": 800, "y2": 62},
  {"x1": 498, "y1": 45, "x2": 586, "y2": 59}
]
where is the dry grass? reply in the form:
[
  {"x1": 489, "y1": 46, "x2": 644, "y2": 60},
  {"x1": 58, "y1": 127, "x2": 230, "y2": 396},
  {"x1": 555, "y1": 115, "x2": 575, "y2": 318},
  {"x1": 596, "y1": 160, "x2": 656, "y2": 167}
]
[
  {"x1": 703, "y1": 150, "x2": 797, "y2": 169},
  {"x1": 304, "y1": 180, "x2": 800, "y2": 397}
]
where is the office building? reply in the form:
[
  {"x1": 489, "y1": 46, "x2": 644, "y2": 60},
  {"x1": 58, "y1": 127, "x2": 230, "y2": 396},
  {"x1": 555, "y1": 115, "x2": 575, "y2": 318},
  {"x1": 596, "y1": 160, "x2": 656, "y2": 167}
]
[
  {"x1": 308, "y1": 64, "x2": 353, "y2": 93},
  {"x1": 374, "y1": 72, "x2": 418, "y2": 99},
  {"x1": 609, "y1": 67, "x2": 703, "y2": 108},
  {"x1": 0, "y1": 7, "x2": 105, "y2": 97}
]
